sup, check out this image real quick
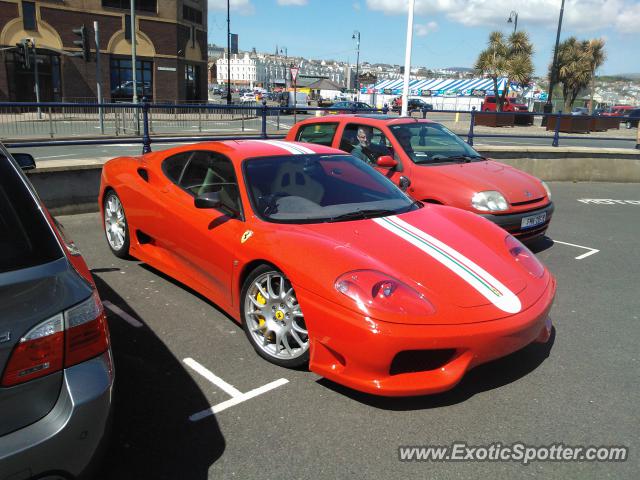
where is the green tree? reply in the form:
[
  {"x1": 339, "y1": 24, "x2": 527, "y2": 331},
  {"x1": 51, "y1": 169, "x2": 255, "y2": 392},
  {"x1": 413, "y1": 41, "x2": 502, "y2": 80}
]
[
  {"x1": 552, "y1": 37, "x2": 606, "y2": 112},
  {"x1": 475, "y1": 31, "x2": 534, "y2": 111},
  {"x1": 587, "y1": 39, "x2": 607, "y2": 113}
]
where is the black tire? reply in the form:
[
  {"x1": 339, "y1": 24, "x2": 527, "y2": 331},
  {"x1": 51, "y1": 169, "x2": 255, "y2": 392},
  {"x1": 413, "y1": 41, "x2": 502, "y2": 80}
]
[
  {"x1": 241, "y1": 264, "x2": 309, "y2": 369},
  {"x1": 102, "y1": 190, "x2": 131, "y2": 259}
]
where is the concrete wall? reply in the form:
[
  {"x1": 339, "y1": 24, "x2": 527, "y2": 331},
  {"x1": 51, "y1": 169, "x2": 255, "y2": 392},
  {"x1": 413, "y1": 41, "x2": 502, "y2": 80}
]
[
  {"x1": 26, "y1": 146, "x2": 640, "y2": 215},
  {"x1": 476, "y1": 147, "x2": 640, "y2": 183}
]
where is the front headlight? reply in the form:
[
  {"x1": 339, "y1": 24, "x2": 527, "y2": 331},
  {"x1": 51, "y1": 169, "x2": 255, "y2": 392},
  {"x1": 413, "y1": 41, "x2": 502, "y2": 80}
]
[
  {"x1": 471, "y1": 191, "x2": 509, "y2": 212},
  {"x1": 541, "y1": 181, "x2": 552, "y2": 201},
  {"x1": 505, "y1": 235, "x2": 544, "y2": 278},
  {"x1": 335, "y1": 270, "x2": 435, "y2": 319}
]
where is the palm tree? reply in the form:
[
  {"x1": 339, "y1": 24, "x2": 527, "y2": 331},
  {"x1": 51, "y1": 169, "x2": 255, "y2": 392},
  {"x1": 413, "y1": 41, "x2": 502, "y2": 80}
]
[
  {"x1": 587, "y1": 39, "x2": 606, "y2": 113},
  {"x1": 475, "y1": 31, "x2": 533, "y2": 111},
  {"x1": 553, "y1": 37, "x2": 606, "y2": 112}
]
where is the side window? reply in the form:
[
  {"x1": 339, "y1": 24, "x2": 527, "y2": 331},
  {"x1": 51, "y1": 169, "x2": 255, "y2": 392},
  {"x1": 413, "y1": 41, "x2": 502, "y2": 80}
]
[
  {"x1": 170, "y1": 151, "x2": 241, "y2": 215},
  {"x1": 162, "y1": 151, "x2": 193, "y2": 183},
  {"x1": 341, "y1": 124, "x2": 393, "y2": 165},
  {"x1": 486, "y1": 97, "x2": 496, "y2": 104},
  {"x1": 296, "y1": 123, "x2": 338, "y2": 147}
]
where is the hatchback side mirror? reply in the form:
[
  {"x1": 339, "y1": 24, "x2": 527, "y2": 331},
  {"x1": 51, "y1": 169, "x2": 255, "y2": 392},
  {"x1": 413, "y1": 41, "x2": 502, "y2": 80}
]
[
  {"x1": 194, "y1": 191, "x2": 222, "y2": 209},
  {"x1": 376, "y1": 155, "x2": 398, "y2": 169},
  {"x1": 13, "y1": 153, "x2": 36, "y2": 171},
  {"x1": 398, "y1": 176, "x2": 411, "y2": 192}
]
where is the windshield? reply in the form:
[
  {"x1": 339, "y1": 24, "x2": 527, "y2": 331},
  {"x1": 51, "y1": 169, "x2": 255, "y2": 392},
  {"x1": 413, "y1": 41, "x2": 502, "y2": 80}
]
[
  {"x1": 243, "y1": 154, "x2": 417, "y2": 223},
  {"x1": 389, "y1": 122, "x2": 483, "y2": 164}
]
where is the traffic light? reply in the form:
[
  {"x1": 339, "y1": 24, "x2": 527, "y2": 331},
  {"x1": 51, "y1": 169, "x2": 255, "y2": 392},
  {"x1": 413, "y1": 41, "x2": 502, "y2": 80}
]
[
  {"x1": 15, "y1": 39, "x2": 31, "y2": 69},
  {"x1": 72, "y1": 25, "x2": 90, "y2": 61}
]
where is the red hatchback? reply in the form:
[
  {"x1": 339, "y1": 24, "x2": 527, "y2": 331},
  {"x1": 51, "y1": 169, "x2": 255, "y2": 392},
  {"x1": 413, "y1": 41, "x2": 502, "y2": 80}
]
[{"x1": 287, "y1": 115, "x2": 554, "y2": 242}]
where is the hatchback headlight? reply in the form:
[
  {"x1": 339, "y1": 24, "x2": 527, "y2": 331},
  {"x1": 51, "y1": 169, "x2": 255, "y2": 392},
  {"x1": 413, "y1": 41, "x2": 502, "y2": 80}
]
[
  {"x1": 471, "y1": 191, "x2": 508, "y2": 212},
  {"x1": 541, "y1": 181, "x2": 552, "y2": 200}
]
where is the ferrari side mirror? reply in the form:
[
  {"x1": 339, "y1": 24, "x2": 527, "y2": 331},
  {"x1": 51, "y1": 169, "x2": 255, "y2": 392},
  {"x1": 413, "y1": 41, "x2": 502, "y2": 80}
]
[{"x1": 12, "y1": 153, "x2": 36, "y2": 171}]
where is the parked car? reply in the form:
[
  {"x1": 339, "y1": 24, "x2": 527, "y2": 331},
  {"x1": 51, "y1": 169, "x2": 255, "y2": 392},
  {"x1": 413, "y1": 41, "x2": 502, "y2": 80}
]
[
  {"x1": 287, "y1": 115, "x2": 554, "y2": 243},
  {"x1": 624, "y1": 108, "x2": 640, "y2": 128},
  {"x1": 328, "y1": 101, "x2": 373, "y2": 114},
  {"x1": 391, "y1": 97, "x2": 434, "y2": 113},
  {"x1": 481, "y1": 95, "x2": 529, "y2": 112},
  {"x1": 0, "y1": 143, "x2": 113, "y2": 478},
  {"x1": 240, "y1": 92, "x2": 256, "y2": 103},
  {"x1": 99, "y1": 140, "x2": 555, "y2": 396},
  {"x1": 601, "y1": 105, "x2": 635, "y2": 116},
  {"x1": 571, "y1": 107, "x2": 589, "y2": 115}
]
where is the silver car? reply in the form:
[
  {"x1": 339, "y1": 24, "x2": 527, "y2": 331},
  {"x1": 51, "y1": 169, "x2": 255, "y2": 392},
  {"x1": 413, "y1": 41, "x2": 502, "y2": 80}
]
[{"x1": 0, "y1": 144, "x2": 114, "y2": 479}]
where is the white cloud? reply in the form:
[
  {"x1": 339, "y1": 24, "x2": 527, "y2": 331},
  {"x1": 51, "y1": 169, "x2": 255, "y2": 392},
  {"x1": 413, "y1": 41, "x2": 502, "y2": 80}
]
[
  {"x1": 366, "y1": 0, "x2": 640, "y2": 33},
  {"x1": 208, "y1": 0, "x2": 255, "y2": 15},
  {"x1": 277, "y1": 0, "x2": 308, "y2": 5},
  {"x1": 615, "y1": 2, "x2": 640, "y2": 33},
  {"x1": 415, "y1": 21, "x2": 438, "y2": 36}
]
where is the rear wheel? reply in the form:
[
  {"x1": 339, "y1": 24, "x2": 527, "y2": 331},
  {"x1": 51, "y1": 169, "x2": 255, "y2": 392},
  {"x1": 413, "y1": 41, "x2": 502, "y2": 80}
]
[
  {"x1": 103, "y1": 190, "x2": 130, "y2": 258},
  {"x1": 241, "y1": 265, "x2": 309, "y2": 368}
]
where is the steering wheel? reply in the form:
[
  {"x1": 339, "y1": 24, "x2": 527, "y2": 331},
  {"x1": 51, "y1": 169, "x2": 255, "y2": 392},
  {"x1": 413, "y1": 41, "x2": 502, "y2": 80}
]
[{"x1": 259, "y1": 192, "x2": 290, "y2": 215}]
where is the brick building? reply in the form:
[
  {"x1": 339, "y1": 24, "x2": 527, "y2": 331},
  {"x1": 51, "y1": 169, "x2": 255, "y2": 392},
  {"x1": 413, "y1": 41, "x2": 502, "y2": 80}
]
[{"x1": 0, "y1": 0, "x2": 207, "y2": 102}]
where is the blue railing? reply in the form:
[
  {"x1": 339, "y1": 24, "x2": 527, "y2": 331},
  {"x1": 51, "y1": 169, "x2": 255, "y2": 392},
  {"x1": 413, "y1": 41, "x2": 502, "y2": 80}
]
[{"x1": 1, "y1": 100, "x2": 638, "y2": 152}]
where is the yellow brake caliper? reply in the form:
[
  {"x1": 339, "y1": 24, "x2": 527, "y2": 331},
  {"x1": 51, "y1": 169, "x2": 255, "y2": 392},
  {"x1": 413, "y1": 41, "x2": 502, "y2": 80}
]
[{"x1": 255, "y1": 291, "x2": 273, "y2": 341}]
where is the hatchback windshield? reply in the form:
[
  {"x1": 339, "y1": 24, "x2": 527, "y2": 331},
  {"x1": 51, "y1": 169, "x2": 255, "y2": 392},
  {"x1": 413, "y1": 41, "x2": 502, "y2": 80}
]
[
  {"x1": 244, "y1": 154, "x2": 418, "y2": 223},
  {"x1": 389, "y1": 122, "x2": 483, "y2": 164},
  {"x1": 0, "y1": 155, "x2": 62, "y2": 273}
]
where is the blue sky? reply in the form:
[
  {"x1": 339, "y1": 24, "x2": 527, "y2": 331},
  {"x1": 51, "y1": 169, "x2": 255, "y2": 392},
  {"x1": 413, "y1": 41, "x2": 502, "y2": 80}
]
[{"x1": 207, "y1": 0, "x2": 640, "y2": 76}]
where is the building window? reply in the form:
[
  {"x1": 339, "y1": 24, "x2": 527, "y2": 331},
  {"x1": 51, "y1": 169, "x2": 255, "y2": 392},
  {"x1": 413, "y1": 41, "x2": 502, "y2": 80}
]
[
  {"x1": 110, "y1": 57, "x2": 153, "y2": 101},
  {"x1": 183, "y1": 5, "x2": 203, "y2": 24},
  {"x1": 102, "y1": 0, "x2": 157, "y2": 13},
  {"x1": 124, "y1": 14, "x2": 131, "y2": 41},
  {"x1": 184, "y1": 64, "x2": 200, "y2": 101},
  {"x1": 22, "y1": 1, "x2": 36, "y2": 31}
]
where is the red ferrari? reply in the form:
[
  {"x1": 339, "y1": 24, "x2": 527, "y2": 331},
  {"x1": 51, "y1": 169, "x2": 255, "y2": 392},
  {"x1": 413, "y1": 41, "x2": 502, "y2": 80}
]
[{"x1": 99, "y1": 140, "x2": 555, "y2": 397}]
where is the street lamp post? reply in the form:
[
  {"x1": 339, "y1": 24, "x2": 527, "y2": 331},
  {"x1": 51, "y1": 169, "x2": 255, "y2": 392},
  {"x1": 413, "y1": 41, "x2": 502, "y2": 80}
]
[
  {"x1": 280, "y1": 47, "x2": 288, "y2": 88},
  {"x1": 226, "y1": 0, "x2": 232, "y2": 104},
  {"x1": 352, "y1": 31, "x2": 360, "y2": 101},
  {"x1": 543, "y1": 0, "x2": 566, "y2": 124},
  {"x1": 507, "y1": 11, "x2": 518, "y2": 34}
]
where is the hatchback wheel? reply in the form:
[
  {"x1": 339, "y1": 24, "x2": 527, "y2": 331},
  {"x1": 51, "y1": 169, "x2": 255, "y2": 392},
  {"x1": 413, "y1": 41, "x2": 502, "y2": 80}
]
[
  {"x1": 241, "y1": 265, "x2": 309, "y2": 368},
  {"x1": 103, "y1": 190, "x2": 130, "y2": 258}
]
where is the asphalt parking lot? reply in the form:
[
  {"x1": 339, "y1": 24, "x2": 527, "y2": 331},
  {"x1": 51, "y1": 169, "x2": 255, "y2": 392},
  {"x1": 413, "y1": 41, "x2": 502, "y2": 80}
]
[{"x1": 58, "y1": 182, "x2": 639, "y2": 480}]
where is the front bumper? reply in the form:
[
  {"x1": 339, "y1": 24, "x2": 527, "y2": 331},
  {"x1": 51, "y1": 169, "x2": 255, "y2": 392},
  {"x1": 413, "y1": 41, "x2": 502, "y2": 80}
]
[
  {"x1": 480, "y1": 202, "x2": 554, "y2": 243},
  {"x1": 0, "y1": 350, "x2": 114, "y2": 480},
  {"x1": 299, "y1": 277, "x2": 555, "y2": 397}
]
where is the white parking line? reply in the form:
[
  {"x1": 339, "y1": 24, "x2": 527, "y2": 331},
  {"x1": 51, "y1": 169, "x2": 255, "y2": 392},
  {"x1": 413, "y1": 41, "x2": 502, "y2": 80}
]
[
  {"x1": 103, "y1": 301, "x2": 144, "y2": 327},
  {"x1": 553, "y1": 240, "x2": 600, "y2": 260},
  {"x1": 184, "y1": 357, "x2": 289, "y2": 420},
  {"x1": 184, "y1": 357, "x2": 242, "y2": 397}
]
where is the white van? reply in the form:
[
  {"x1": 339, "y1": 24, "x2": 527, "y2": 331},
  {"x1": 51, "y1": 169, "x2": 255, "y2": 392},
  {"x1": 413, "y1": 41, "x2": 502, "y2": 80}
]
[{"x1": 279, "y1": 91, "x2": 309, "y2": 113}]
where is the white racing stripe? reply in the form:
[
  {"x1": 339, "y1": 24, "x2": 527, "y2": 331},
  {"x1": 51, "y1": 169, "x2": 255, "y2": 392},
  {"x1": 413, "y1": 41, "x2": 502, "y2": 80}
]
[
  {"x1": 248, "y1": 139, "x2": 316, "y2": 155},
  {"x1": 373, "y1": 216, "x2": 522, "y2": 314}
]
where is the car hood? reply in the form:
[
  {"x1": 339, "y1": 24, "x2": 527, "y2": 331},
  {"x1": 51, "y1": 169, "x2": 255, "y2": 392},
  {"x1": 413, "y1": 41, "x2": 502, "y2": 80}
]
[
  {"x1": 254, "y1": 205, "x2": 550, "y2": 325},
  {"x1": 424, "y1": 160, "x2": 547, "y2": 205}
]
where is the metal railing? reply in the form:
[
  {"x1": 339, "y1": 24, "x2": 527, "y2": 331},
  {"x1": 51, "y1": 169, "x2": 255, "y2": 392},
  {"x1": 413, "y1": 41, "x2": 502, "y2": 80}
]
[{"x1": 2, "y1": 100, "x2": 638, "y2": 152}]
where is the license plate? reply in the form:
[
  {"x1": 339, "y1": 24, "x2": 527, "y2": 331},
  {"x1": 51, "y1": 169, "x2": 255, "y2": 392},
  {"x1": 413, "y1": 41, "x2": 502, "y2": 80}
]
[{"x1": 521, "y1": 212, "x2": 546, "y2": 229}]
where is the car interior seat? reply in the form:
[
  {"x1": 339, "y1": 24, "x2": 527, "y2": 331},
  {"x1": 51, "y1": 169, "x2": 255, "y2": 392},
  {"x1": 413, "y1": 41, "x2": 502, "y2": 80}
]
[
  {"x1": 271, "y1": 161, "x2": 324, "y2": 204},
  {"x1": 339, "y1": 129, "x2": 358, "y2": 153}
]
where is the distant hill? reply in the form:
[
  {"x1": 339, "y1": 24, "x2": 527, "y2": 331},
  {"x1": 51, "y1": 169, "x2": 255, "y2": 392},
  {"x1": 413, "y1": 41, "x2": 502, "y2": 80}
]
[
  {"x1": 619, "y1": 73, "x2": 640, "y2": 79},
  {"x1": 446, "y1": 67, "x2": 474, "y2": 73}
]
